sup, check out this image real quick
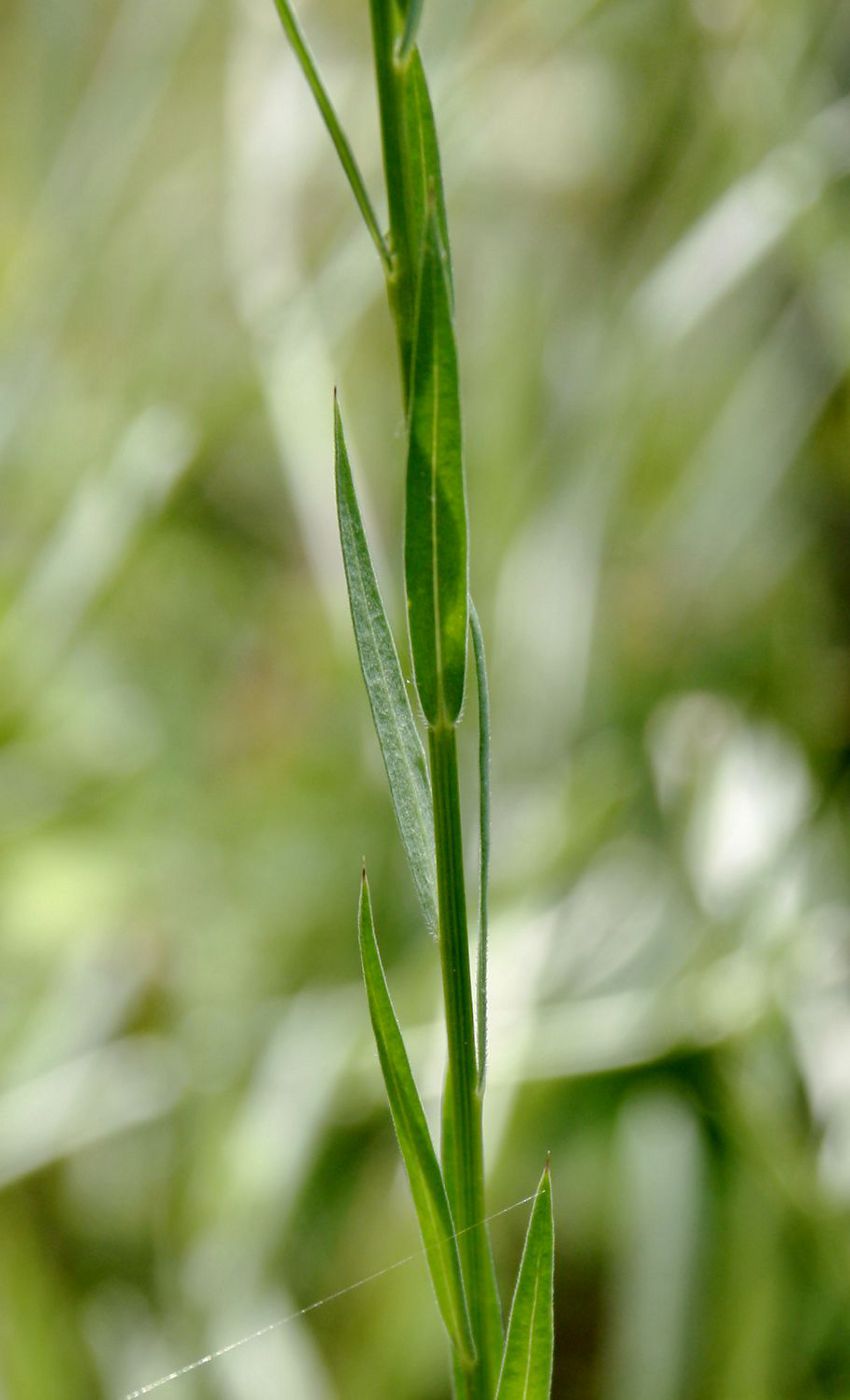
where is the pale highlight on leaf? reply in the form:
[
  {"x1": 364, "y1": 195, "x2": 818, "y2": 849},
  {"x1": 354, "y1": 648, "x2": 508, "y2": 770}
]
[
  {"x1": 334, "y1": 400, "x2": 437, "y2": 932},
  {"x1": 495, "y1": 1165, "x2": 555, "y2": 1400},
  {"x1": 358, "y1": 874, "x2": 475, "y2": 1367},
  {"x1": 405, "y1": 211, "x2": 468, "y2": 726}
]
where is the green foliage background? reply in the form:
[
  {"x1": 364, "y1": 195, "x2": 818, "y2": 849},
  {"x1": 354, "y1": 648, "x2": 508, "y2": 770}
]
[{"x1": 2, "y1": 0, "x2": 850, "y2": 1396}]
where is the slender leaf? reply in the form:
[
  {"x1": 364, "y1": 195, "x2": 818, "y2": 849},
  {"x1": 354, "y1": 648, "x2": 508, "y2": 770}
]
[
  {"x1": 334, "y1": 400, "x2": 437, "y2": 933},
  {"x1": 496, "y1": 1164, "x2": 555, "y2": 1400},
  {"x1": 469, "y1": 602, "x2": 491, "y2": 1091},
  {"x1": 272, "y1": 0, "x2": 391, "y2": 271},
  {"x1": 358, "y1": 873, "x2": 475, "y2": 1366},
  {"x1": 405, "y1": 211, "x2": 468, "y2": 726},
  {"x1": 400, "y1": 51, "x2": 452, "y2": 298}
]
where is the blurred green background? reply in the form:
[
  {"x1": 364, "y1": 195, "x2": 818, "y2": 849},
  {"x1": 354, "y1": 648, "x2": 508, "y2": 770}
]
[{"x1": 3, "y1": 0, "x2": 850, "y2": 1395}]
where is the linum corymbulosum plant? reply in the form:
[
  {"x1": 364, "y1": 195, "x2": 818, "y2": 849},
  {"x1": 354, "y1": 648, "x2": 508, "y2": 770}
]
[{"x1": 272, "y1": 1, "x2": 554, "y2": 1395}]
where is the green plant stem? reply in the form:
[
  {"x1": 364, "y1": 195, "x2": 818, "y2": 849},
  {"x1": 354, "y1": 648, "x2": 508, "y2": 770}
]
[
  {"x1": 429, "y1": 721, "x2": 496, "y2": 1398},
  {"x1": 367, "y1": 0, "x2": 416, "y2": 397}
]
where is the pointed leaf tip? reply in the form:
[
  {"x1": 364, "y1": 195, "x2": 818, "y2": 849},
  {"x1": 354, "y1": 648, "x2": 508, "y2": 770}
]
[{"x1": 495, "y1": 1165, "x2": 555, "y2": 1400}]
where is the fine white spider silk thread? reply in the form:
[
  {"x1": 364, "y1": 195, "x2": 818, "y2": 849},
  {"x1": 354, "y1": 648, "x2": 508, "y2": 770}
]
[{"x1": 122, "y1": 1192, "x2": 537, "y2": 1398}]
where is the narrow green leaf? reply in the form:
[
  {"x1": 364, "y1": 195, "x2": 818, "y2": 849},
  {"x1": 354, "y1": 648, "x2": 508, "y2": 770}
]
[
  {"x1": 398, "y1": 0, "x2": 425, "y2": 63},
  {"x1": 334, "y1": 400, "x2": 437, "y2": 933},
  {"x1": 358, "y1": 873, "x2": 475, "y2": 1367},
  {"x1": 405, "y1": 211, "x2": 468, "y2": 726},
  {"x1": 400, "y1": 52, "x2": 452, "y2": 298},
  {"x1": 273, "y1": 0, "x2": 391, "y2": 272},
  {"x1": 496, "y1": 1165, "x2": 555, "y2": 1400},
  {"x1": 469, "y1": 602, "x2": 490, "y2": 1092},
  {"x1": 368, "y1": 1, "x2": 450, "y2": 402}
]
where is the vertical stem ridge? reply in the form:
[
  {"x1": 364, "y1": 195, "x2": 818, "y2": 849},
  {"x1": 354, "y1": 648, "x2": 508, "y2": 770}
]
[{"x1": 429, "y1": 723, "x2": 496, "y2": 1398}]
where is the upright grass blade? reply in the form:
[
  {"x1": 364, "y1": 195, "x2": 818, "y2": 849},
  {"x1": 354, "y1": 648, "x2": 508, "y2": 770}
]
[
  {"x1": 405, "y1": 211, "x2": 468, "y2": 727},
  {"x1": 271, "y1": 0, "x2": 391, "y2": 272},
  {"x1": 495, "y1": 1165, "x2": 555, "y2": 1400},
  {"x1": 334, "y1": 400, "x2": 437, "y2": 933},
  {"x1": 469, "y1": 602, "x2": 491, "y2": 1092},
  {"x1": 275, "y1": 3, "x2": 553, "y2": 1393},
  {"x1": 358, "y1": 873, "x2": 475, "y2": 1367}
]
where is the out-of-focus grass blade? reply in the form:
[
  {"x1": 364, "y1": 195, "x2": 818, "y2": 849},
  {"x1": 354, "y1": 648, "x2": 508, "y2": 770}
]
[
  {"x1": 405, "y1": 210, "x2": 468, "y2": 726},
  {"x1": 495, "y1": 1164, "x2": 555, "y2": 1400},
  {"x1": 334, "y1": 400, "x2": 437, "y2": 933},
  {"x1": 470, "y1": 603, "x2": 491, "y2": 1092},
  {"x1": 272, "y1": 0, "x2": 391, "y2": 271},
  {"x1": 358, "y1": 874, "x2": 475, "y2": 1366},
  {"x1": 398, "y1": 0, "x2": 425, "y2": 63}
]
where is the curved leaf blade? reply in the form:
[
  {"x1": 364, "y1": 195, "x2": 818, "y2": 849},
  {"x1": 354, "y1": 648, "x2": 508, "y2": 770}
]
[
  {"x1": 405, "y1": 211, "x2": 468, "y2": 726},
  {"x1": 358, "y1": 874, "x2": 475, "y2": 1366},
  {"x1": 334, "y1": 400, "x2": 437, "y2": 933},
  {"x1": 496, "y1": 1164, "x2": 555, "y2": 1400}
]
